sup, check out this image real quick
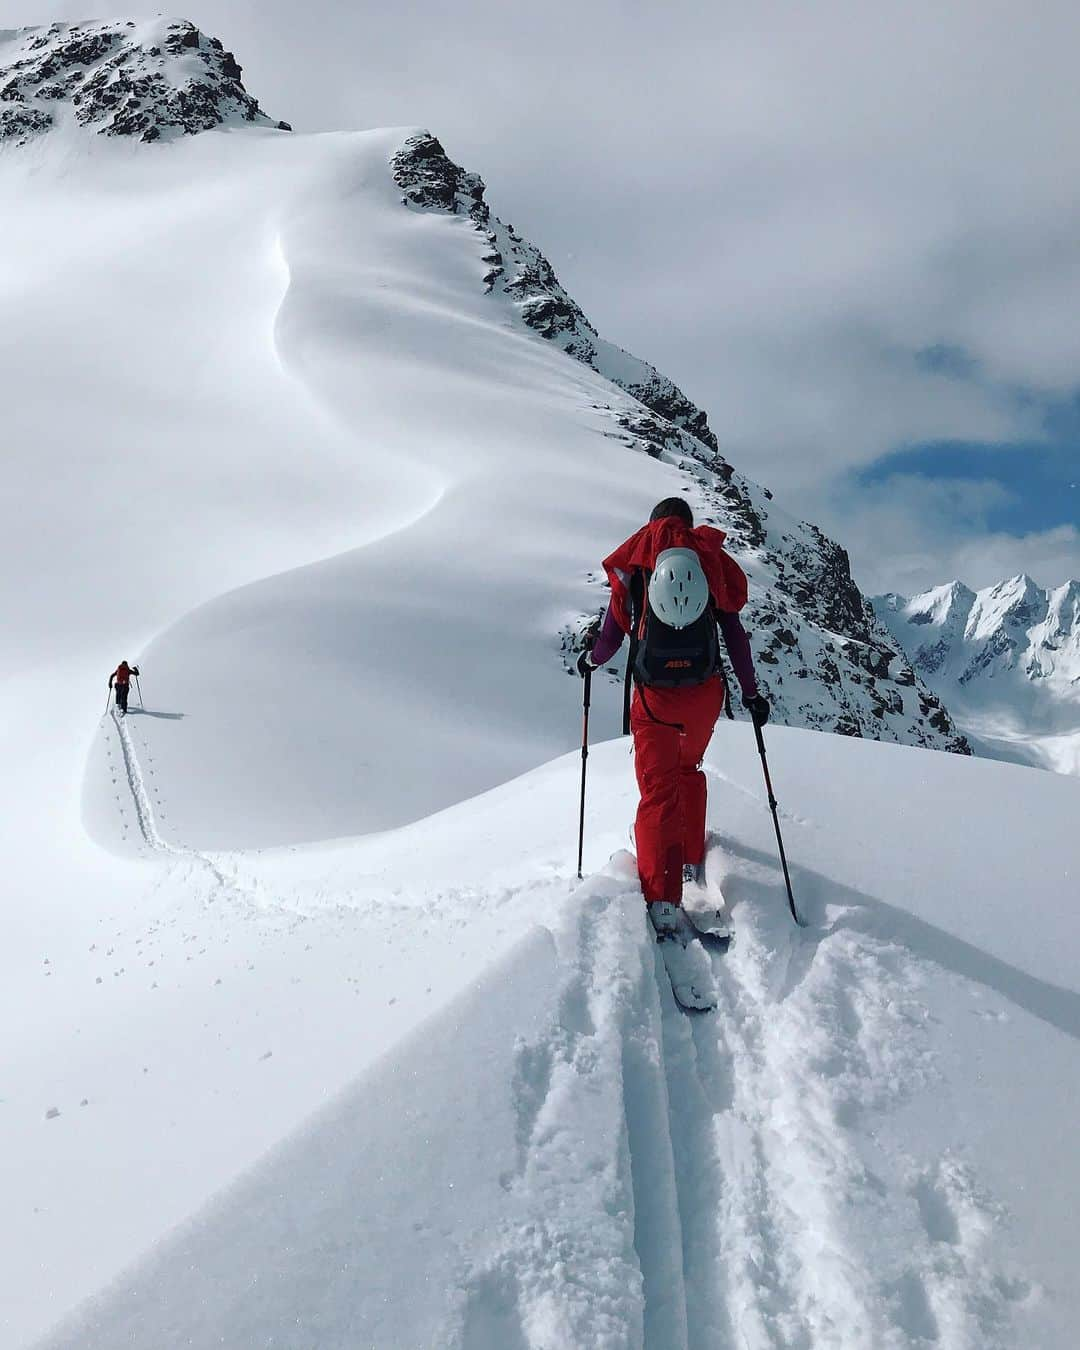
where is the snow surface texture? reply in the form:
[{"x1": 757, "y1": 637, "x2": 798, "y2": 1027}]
[
  {"x1": 874, "y1": 577, "x2": 1080, "y2": 774},
  {"x1": 31, "y1": 727, "x2": 1080, "y2": 1350},
  {"x1": 0, "y1": 19, "x2": 290, "y2": 144},
  {"x1": 392, "y1": 132, "x2": 971, "y2": 762}
]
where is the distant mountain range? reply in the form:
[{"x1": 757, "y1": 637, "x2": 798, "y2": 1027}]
[{"x1": 873, "y1": 576, "x2": 1080, "y2": 775}]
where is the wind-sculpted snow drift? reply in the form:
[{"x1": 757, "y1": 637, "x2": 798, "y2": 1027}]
[{"x1": 2, "y1": 19, "x2": 967, "y2": 852}]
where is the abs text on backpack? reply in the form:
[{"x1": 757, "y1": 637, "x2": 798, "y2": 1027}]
[{"x1": 630, "y1": 568, "x2": 720, "y2": 688}]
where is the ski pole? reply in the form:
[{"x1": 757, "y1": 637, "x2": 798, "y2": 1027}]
[
  {"x1": 752, "y1": 721, "x2": 803, "y2": 926},
  {"x1": 576, "y1": 665, "x2": 592, "y2": 879},
  {"x1": 135, "y1": 673, "x2": 144, "y2": 708},
  {"x1": 104, "y1": 687, "x2": 112, "y2": 716}
]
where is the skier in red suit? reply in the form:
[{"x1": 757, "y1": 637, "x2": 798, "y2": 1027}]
[
  {"x1": 108, "y1": 660, "x2": 140, "y2": 715},
  {"x1": 578, "y1": 498, "x2": 768, "y2": 935}
]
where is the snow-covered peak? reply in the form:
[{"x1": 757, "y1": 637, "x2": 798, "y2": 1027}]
[
  {"x1": 903, "y1": 580, "x2": 977, "y2": 632},
  {"x1": 1047, "y1": 579, "x2": 1080, "y2": 633},
  {"x1": 873, "y1": 574, "x2": 1080, "y2": 774},
  {"x1": 967, "y1": 573, "x2": 1046, "y2": 643},
  {"x1": 0, "y1": 18, "x2": 291, "y2": 144}
]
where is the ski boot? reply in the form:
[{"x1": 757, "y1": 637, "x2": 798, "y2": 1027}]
[{"x1": 648, "y1": 901, "x2": 679, "y2": 940}]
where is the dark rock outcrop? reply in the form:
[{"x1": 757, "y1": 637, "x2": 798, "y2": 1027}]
[{"x1": 0, "y1": 19, "x2": 290, "y2": 145}]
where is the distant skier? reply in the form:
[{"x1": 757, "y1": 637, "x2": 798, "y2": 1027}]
[
  {"x1": 108, "y1": 661, "x2": 140, "y2": 715},
  {"x1": 578, "y1": 498, "x2": 768, "y2": 936}
]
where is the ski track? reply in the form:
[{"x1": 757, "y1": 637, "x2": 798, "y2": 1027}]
[
  {"x1": 499, "y1": 851, "x2": 1036, "y2": 1350},
  {"x1": 102, "y1": 711, "x2": 1033, "y2": 1348},
  {"x1": 684, "y1": 851, "x2": 1031, "y2": 1350},
  {"x1": 109, "y1": 710, "x2": 171, "y2": 852},
  {"x1": 106, "y1": 710, "x2": 269, "y2": 917}
]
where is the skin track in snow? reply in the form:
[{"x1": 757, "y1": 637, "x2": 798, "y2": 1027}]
[{"x1": 10, "y1": 727, "x2": 1080, "y2": 1349}]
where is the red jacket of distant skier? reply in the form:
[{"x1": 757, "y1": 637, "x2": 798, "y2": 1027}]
[{"x1": 112, "y1": 663, "x2": 131, "y2": 687}]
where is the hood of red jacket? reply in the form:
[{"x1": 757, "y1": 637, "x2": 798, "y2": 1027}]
[{"x1": 602, "y1": 519, "x2": 748, "y2": 631}]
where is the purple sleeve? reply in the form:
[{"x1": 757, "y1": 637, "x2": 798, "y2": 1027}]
[
  {"x1": 589, "y1": 602, "x2": 627, "y2": 667},
  {"x1": 718, "y1": 611, "x2": 758, "y2": 700}
]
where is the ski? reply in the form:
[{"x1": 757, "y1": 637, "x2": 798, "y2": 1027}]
[
  {"x1": 606, "y1": 847, "x2": 721, "y2": 1010},
  {"x1": 656, "y1": 910, "x2": 717, "y2": 1013},
  {"x1": 682, "y1": 905, "x2": 732, "y2": 947}
]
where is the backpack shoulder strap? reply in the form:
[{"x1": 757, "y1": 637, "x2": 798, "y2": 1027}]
[
  {"x1": 622, "y1": 570, "x2": 647, "y2": 736},
  {"x1": 629, "y1": 569, "x2": 647, "y2": 631}
]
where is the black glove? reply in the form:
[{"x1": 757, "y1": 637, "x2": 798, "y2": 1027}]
[
  {"x1": 576, "y1": 650, "x2": 594, "y2": 677},
  {"x1": 743, "y1": 692, "x2": 769, "y2": 728}
]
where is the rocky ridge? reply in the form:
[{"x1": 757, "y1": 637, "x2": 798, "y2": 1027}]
[
  {"x1": 0, "y1": 19, "x2": 290, "y2": 144},
  {"x1": 392, "y1": 131, "x2": 970, "y2": 754}
]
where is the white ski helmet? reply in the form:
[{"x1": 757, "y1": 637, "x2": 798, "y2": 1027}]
[{"x1": 648, "y1": 548, "x2": 710, "y2": 629}]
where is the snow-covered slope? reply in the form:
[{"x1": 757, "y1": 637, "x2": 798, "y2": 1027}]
[
  {"x1": 2, "y1": 20, "x2": 969, "y2": 859},
  {"x1": 874, "y1": 577, "x2": 1080, "y2": 774},
  {"x1": 20, "y1": 727, "x2": 1080, "y2": 1350}
]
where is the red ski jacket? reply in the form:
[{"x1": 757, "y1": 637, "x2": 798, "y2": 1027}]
[{"x1": 601, "y1": 518, "x2": 748, "y2": 633}]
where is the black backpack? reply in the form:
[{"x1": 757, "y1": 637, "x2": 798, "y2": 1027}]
[{"x1": 620, "y1": 567, "x2": 722, "y2": 732}]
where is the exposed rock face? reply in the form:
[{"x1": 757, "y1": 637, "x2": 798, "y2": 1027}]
[
  {"x1": 0, "y1": 19, "x2": 290, "y2": 145},
  {"x1": 392, "y1": 132, "x2": 970, "y2": 755},
  {"x1": 392, "y1": 132, "x2": 719, "y2": 455}
]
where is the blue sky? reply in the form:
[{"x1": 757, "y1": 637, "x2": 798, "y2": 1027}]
[
  {"x1": 860, "y1": 393, "x2": 1080, "y2": 539},
  {"x1": 863, "y1": 439, "x2": 1078, "y2": 537}
]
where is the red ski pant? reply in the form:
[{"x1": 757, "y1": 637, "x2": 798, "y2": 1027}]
[{"x1": 631, "y1": 676, "x2": 725, "y2": 904}]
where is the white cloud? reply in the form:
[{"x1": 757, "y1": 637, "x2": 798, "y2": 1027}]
[
  {"x1": 820, "y1": 474, "x2": 1080, "y2": 594},
  {"x1": 5, "y1": 0, "x2": 1079, "y2": 588}
]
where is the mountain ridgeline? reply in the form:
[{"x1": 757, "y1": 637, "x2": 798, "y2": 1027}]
[
  {"x1": 392, "y1": 131, "x2": 970, "y2": 754},
  {"x1": 1, "y1": 19, "x2": 969, "y2": 758}
]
